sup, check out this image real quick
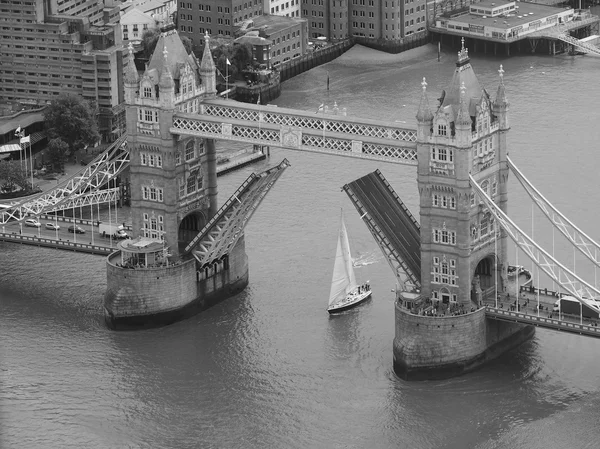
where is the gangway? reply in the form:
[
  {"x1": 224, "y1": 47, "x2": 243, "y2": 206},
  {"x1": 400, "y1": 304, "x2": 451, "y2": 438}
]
[
  {"x1": 507, "y1": 156, "x2": 600, "y2": 268},
  {"x1": 186, "y1": 159, "x2": 291, "y2": 266},
  {"x1": 555, "y1": 33, "x2": 600, "y2": 56},
  {"x1": 0, "y1": 136, "x2": 129, "y2": 224},
  {"x1": 343, "y1": 169, "x2": 421, "y2": 288}
]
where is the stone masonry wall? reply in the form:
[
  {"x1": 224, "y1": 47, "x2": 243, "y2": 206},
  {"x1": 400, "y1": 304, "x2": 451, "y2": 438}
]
[
  {"x1": 393, "y1": 303, "x2": 488, "y2": 369},
  {"x1": 104, "y1": 235, "x2": 249, "y2": 318},
  {"x1": 105, "y1": 256, "x2": 198, "y2": 317}
]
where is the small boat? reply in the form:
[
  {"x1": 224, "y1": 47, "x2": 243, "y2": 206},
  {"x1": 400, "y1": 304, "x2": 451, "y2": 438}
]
[{"x1": 327, "y1": 210, "x2": 371, "y2": 314}]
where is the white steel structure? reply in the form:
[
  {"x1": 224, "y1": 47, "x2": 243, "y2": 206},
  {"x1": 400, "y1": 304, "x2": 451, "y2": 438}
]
[
  {"x1": 470, "y1": 173, "x2": 600, "y2": 304},
  {"x1": 0, "y1": 136, "x2": 129, "y2": 225},
  {"x1": 508, "y1": 156, "x2": 600, "y2": 269}
]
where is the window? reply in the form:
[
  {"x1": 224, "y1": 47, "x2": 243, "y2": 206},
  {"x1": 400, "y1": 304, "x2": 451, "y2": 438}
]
[
  {"x1": 187, "y1": 174, "x2": 196, "y2": 194},
  {"x1": 185, "y1": 140, "x2": 195, "y2": 161},
  {"x1": 438, "y1": 124, "x2": 447, "y2": 136},
  {"x1": 179, "y1": 178, "x2": 185, "y2": 198}
]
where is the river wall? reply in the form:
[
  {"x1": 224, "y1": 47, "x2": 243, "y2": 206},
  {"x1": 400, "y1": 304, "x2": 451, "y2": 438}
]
[
  {"x1": 393, "y1": 303, "x2": 535, "y2": 380},
  {"x1": 104, "y1": 234, "x2": 249, "y2": 330},
  {"x1": 353, "y1": 30, "x2": 430, "y2": 55}
]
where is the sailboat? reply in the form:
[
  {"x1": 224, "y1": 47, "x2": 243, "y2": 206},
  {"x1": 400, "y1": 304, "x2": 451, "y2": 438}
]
[{"x1": 327, "y1": 210, "x2": 371, "y2": 314}]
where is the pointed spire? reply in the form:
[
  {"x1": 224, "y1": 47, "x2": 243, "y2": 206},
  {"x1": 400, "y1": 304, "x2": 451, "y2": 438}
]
[
  {"x1": 495, "y1": 64, "x2": 507, "y2": 106},
  {"x1": 124, "y1": 42, "x2": 139, "y2": 84},
  {"x1": 159, "y1": 44, "x2": 174, "y2": 89},
  {"x1": 200, "y1": 32, "x2": 215, "y2": 72},
  {"x1": 456, "y1": 37, "x2": 470, "y2": 67},
  {"x1": 416, "y1": 77, "x2": 434, "y2": 122},
  {"x1": 456, "y1": 81, "x2": 472, "y2": 126}
]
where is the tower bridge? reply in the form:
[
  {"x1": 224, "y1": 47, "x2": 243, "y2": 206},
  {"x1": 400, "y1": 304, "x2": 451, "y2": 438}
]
[{"x1": 2, "y1": 26, "x2": 599, "y2": 380}]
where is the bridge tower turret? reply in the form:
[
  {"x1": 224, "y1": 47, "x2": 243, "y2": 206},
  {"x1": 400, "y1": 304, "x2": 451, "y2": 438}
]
[
  {"x1": 393, "y1": 41, "x2": 531, "y2": 380},
  {"x1": 416, "y1": 40, "x2": 509, "y2": 309},
  {"x1": 200, "y1": 32, "x2": 217, "y2": 98},
  {"x1": 123, "y1": 26, "x2": 218, "y2": 259},
  {"x1": 106, "y1": 26, "x2": 251, "y2": 330}
]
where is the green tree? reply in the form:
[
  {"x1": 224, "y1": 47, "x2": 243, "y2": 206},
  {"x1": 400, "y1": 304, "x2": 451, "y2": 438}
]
[
  {"x1": 141, "y1": 28, "x2": 160, "y2": 60},
  {"x1": 0, "y1": 160, "x2": 29, "y2": 193},
  {"x1": 212, "y1": 43, "x2": 254, "y2": 83},
  {"x1": 47, "y1": 138, "x2": 69, "y2": 172},
  {"x1": 180, "y1": 36, "x2": 193, "y2": 55},
  {"x1": 44, "y1": 93, "x2": 100, "y2": 158}
]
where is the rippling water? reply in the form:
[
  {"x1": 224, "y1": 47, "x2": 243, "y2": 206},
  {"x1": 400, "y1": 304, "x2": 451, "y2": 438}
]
[{"x1": 3, "y1": 37, "x2": 600, "y2": 448}]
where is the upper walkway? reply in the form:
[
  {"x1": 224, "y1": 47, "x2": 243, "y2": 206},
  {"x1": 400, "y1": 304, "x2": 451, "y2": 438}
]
[
  {"x1": 171, "y1": 98, "x2": 418, "y2": 166},
  {"x1": 343, "y1": 169, "x2": 421, "y2": 287}
]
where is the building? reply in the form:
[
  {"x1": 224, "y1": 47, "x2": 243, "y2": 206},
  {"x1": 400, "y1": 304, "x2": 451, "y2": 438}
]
[
  {"x1": 433, "y1": 1, "x2": 575, "y2": 41},
  {"x1": 234, "y1": 33, "x2": 273, "y2": 66},
  {"x1": 300, "y1": 0, "x2": 427, "y2": 40},
  {"x1": 265, "y1": 0, "x2": 301, "y2": 18},
  {"x1": 120, "y1": 8, "x2": 162, "y2": 44},
  {"x1": 245, "y1": 14, "x2": 308, "y2": 65},
  {"x1": 178, "y1": 0, "x2": 265, "y2": 47},
  {"x1": 0, "y1": 0, "x2": 128, "y2": 142}
]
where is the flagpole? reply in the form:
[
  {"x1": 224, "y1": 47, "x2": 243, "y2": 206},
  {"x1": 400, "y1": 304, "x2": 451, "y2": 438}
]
[
  {"x1": 29, "y1": 140, "x2": 33, "y2": 189},
  {"x1": 226, "y1": 59, "x2": 229, "y2": 100}
]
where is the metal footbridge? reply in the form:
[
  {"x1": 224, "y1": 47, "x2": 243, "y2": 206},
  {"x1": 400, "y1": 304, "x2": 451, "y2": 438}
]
[
  {"x1": 185, "y1": 159, "x2": 291, "y2": 266},
  {"x1": 172, "y1": 99, "x2": 418, "y2": 165},
  {"x1": 343, "y1": 169, "x2": 421, "y2": 288},
  {"x1": 0, "y1": 135, "x2": 130, "y2": 224}
]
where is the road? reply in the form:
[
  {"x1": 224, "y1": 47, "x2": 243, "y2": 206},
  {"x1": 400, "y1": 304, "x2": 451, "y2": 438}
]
[{"x1": 1, "y1": 219, "x2": 123, "y2": 248}]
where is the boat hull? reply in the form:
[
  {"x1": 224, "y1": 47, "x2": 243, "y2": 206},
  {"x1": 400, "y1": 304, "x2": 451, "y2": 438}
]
[{"x1": 328, "y1": 291, "x2": 372, "y2": 314}]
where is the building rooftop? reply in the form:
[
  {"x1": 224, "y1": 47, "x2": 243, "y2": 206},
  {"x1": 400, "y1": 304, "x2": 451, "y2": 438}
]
[
  {"x1": 447, "y1": 2, "x2": 571, "y2": 29},
  {"x1": 251, "y1": 14, "x2": 305, "y2": 34}
]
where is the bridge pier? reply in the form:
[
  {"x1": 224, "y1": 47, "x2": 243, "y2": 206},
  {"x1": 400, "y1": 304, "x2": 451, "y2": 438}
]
[{"x1": 393, "y1": 305, "x2": 535, "y2": 380}]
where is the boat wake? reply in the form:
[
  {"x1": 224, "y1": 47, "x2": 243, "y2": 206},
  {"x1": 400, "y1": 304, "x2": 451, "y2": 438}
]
[{"x1": 352, "y1": 251, "x2": 381, "y2": 267}]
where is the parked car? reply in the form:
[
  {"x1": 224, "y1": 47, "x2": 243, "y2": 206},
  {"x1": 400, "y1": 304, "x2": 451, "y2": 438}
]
[
  {"x1": 45, "y1": 223, "x2": 60, "y2": 230},
  {"x1": 68, "y1": 225, "x2": 85, "y2": 234},
  {"x1": 24, "y1": 218, "x2": 41, "y2": 228}
]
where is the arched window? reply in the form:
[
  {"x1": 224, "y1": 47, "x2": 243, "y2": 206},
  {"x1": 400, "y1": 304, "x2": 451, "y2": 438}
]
[
  {"x1": 480, "y1": 213, "x2": 490, "y2": 236},
  {"x1": 185, "y1": 140, "x2": 195, "y2": 161}
]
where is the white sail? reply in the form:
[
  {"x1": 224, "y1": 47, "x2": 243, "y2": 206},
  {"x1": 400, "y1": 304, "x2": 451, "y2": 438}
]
[{"x1": 328, "y1": 212, "x2": 358, "y2": 306}]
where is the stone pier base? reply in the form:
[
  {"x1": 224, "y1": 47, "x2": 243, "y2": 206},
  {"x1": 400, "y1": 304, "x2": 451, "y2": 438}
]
[{"x1": 393, "y1": 302, "x2": 535, "y2": 380}]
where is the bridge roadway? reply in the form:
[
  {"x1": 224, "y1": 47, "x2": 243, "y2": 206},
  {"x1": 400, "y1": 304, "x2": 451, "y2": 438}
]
[
  {"x1": 171, "y1": 99, "x2": 418, "y2": 166},
  {"x1": 343, "y1": 169, "x2": 421, "y2": 287},
  {"x1": 0, "y1": 216, "x2": 125, "y2": 255},
  {"x1": 483, "y1": 291, "x2": 600, "y2": 339}
]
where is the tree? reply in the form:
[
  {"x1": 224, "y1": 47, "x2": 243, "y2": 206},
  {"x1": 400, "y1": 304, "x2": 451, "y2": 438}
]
[
  {"x1": 212, "y1": 43, "x2": 254, "y2": 83},
  {"x1": 47, "y1": 138, "x2": 69, "y2": 172},
  {"x1": 180, "y1": 36, "x2": 193, "y2": 55},
  {"x1": 141, "y1": 29, "x2": 160, "y2": 60},
  {"x1": 0, "y1": 160, "x2": 29, "y2": 193},
  {"x1": 44, "y1": 93, "x2": 100, "y2": 158}
]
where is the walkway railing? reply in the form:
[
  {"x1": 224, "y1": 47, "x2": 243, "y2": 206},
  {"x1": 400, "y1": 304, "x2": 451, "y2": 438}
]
[
  {"x1": 485, "y1": 306, "x2": 600, "y2": 339},
  {"x1": 0, "y1": 232, "x2": 113, "y2": 256}
]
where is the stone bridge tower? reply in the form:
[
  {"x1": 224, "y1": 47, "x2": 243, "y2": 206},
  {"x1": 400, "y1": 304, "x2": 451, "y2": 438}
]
[
  {"x1": 123, "y1": 27, "x2": 218, "y2": 258},
  {"x1": 415, "y1": 41, "x2": 510, "y2": 308}
]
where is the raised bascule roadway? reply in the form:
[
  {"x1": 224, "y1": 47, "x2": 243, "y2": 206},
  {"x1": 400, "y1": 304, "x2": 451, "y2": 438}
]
[{"x1": 343, "y1": 170, "x2": 421, "y2": 289}]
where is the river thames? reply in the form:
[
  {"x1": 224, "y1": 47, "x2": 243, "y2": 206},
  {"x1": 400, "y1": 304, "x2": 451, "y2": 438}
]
[{"x1": 2, "y1": 38, "x2": 600, "y2": 448}]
